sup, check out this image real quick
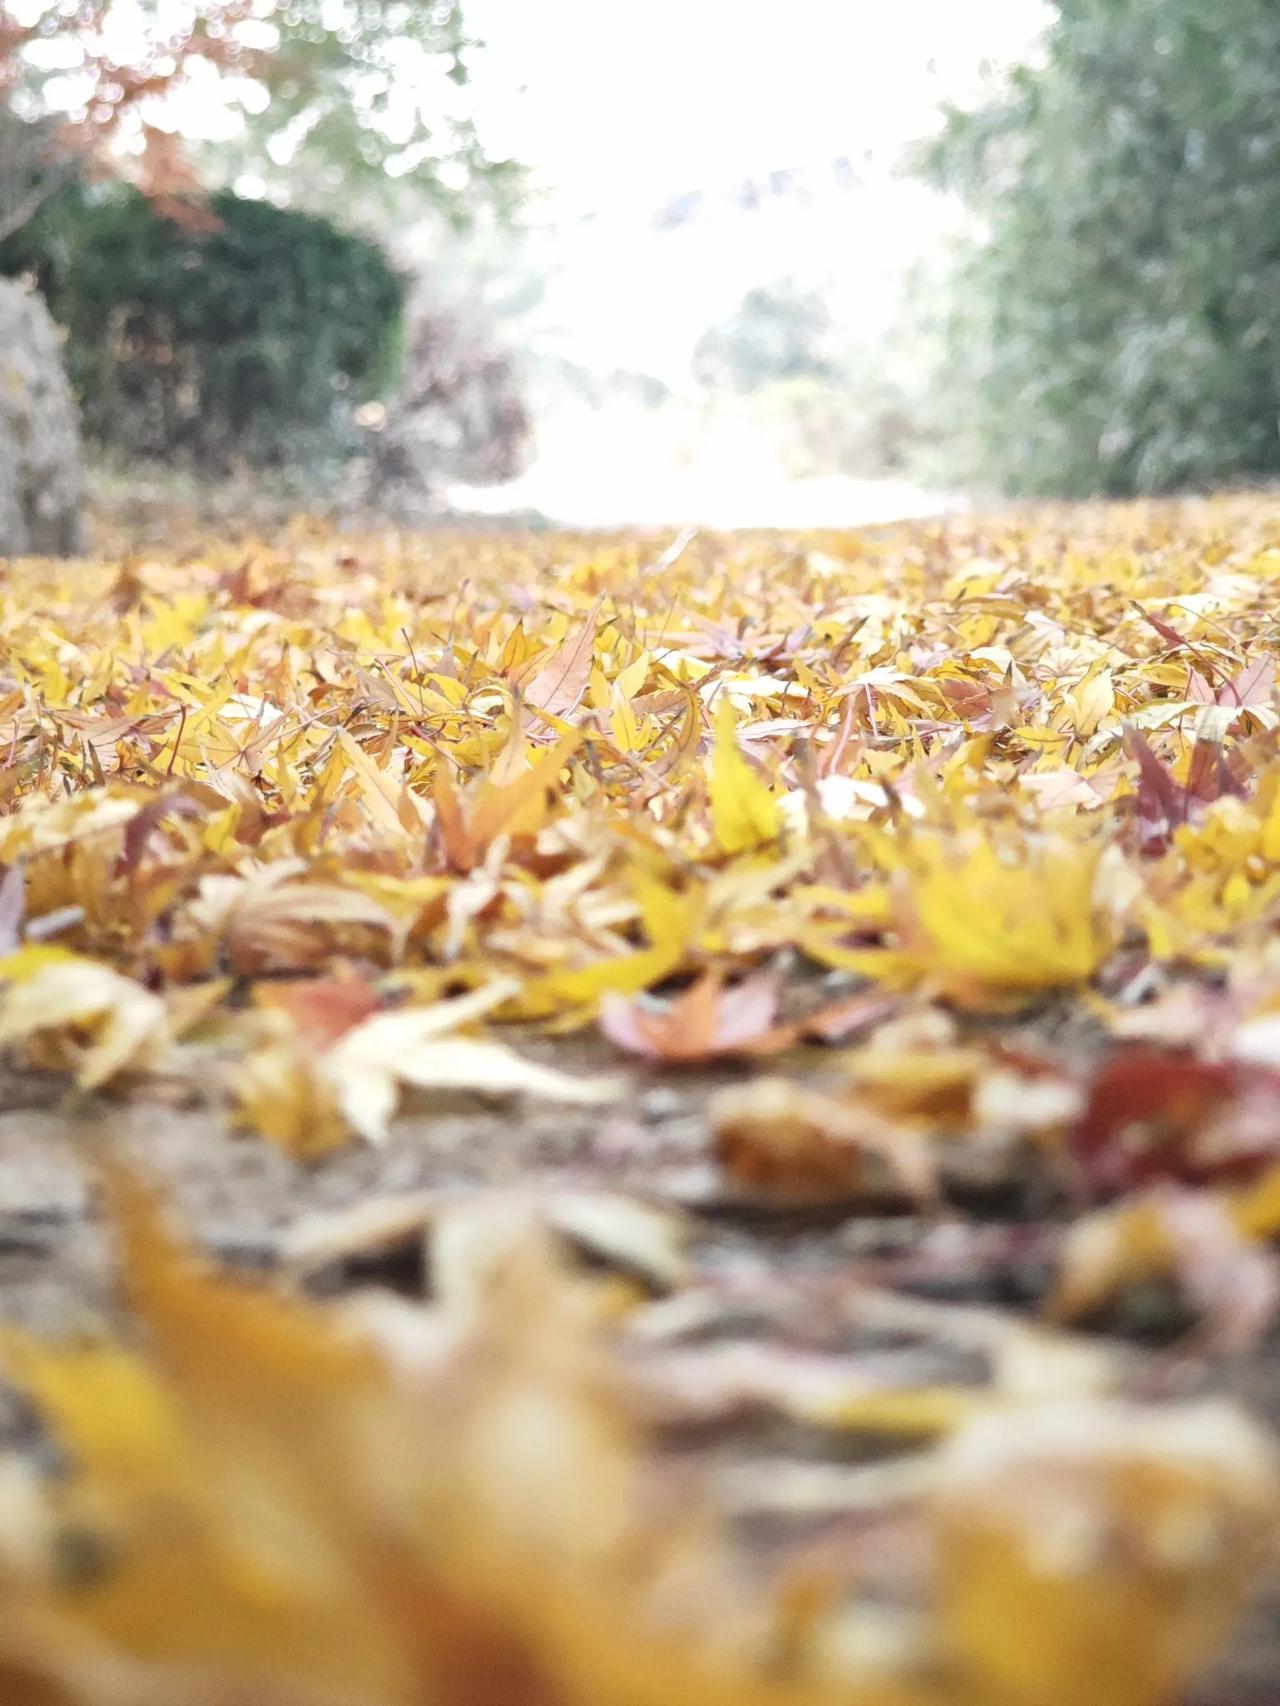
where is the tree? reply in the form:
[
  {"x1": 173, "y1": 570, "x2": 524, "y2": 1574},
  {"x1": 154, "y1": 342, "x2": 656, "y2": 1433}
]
[
  {"x1": 693, "y1": 284, "x2": 836, "y2": 394},
  {"x1": 0, "y1": 108, "x2": 77, "y2": 246},
  {"x1": 0, "y1": 1, "x2": 515, "y2": 242},
  {"x1": 0, "y1": 277, "x2": 84, "y2": 555},
  {"x1": 921, "y1": 0, "x2": 1280, "y2": 498},
  {"x1": 0, "y1": 2, "x2": 526, "y2": 525}
]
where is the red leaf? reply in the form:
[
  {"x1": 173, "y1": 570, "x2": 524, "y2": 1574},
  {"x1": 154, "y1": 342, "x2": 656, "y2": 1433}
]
[
  {"x1": 938, "y1": 678, "x2": 990, "y2": 720},
  {"x1": 1123, "y1": 723, "x2": 1246, "y2": 856},
  {"x1": 1124, "y1": 727, "x2": 1190, "y2": 854},
  {"x1": 1185, "y1": 735, "x2": 1247, "y2": 805},
  {"x1": 1071, "y1": 1047, "x2": 1280, "y2": 1195},
  {"x1": 1134, "y1": 601, "x2": 1192, "y2": 649},
  {"x1": 711, "y1": 975, "x2": 784, "y2": 1050}
]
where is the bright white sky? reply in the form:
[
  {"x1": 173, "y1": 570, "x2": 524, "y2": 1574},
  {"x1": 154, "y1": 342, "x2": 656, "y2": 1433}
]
[{"x1": 466, "y1": 0, "x2": 1047, "y2": 210}]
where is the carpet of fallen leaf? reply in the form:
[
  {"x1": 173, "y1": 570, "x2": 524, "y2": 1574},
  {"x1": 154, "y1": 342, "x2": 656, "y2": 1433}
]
[{"x1": 6, "y1": 499, "x2": 1280, "y2": 1702}]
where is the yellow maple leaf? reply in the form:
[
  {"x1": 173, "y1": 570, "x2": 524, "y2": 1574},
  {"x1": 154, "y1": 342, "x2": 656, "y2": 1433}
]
[
  {"x1": 848, "y1": 838, "x2": 1112, "y2": 1008},
  {"x1": 709, "y1": 697, "x2": 781, "y2": 855}
]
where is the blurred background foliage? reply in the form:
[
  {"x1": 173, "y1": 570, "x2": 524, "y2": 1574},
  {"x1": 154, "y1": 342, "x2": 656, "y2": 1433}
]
[
  {"x1": 3, "y1": 186, "x2": 405, "y2": 468},
  {"x1": 691, "y1": 282, "x2": 923, "y2": 481},
  {"x1": 922, "y1": 0, "x2": 1280, "y2": 498},
  {"x1": 0, "y1": 1, "x2": 520, "y2": 235},
  {"x1": 8, "y1": 0, "x2": 1280, "y2": 521},
  {"x1": 692, "y1": 285, "x2": 838, "y2": 394},
  {"x1": 0, "y1": 1, "x2": 529, "y2": 508}
]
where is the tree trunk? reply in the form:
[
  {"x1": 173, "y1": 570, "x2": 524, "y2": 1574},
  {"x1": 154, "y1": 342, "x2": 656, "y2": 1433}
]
[{"x1": 0, "y1": 279, "x2": 85, "y2": 558}]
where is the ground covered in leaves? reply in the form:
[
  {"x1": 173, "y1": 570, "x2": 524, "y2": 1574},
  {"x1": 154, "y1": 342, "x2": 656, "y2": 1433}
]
[{"x1": 3, "y1": 501, "x2": 1280, "y2": 1702}]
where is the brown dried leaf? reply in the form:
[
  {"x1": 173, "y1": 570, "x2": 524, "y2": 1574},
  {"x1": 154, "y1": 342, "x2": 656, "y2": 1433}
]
[{"x1": 711, "y1": 1077, "x2": 936, "y2": 1201}]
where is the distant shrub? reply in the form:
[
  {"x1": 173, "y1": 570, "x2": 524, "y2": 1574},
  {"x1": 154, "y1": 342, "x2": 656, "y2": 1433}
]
[
  {"x1": 1, "y1": 188, "x2": 404, "y2": 469},
  {"x1": 693, "y1": 284, "x2": 837, "y2": 394},
  {"x1": 756, "y1": 373, "x2": 922, "y2": 481}
]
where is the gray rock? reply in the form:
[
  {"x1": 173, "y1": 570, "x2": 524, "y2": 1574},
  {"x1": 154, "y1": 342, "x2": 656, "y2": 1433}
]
[{"x1": 0, "y1": 278, "x2": 85, "y2": 558}]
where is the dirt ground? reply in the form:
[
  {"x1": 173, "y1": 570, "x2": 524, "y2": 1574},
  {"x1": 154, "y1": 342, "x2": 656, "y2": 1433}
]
[{"x1": 0, "y1": 1032, "x2": 1278, "y2": 1706}]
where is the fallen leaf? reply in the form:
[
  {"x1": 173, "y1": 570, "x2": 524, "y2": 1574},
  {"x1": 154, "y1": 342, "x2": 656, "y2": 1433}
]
[
  {"x1": 1070, "y1": 1047, "x2": 1280, "y2": 1195},
  {"x1": 0, "y1": 1170, "x2": 1273, "y2": 1706},
  {"x1": 253, "y1": 971, "x2": 384, "y2": 1048},
  {"x1": 324, "y1": 989, "x2": 619, "y2": 1142},
  {"x1": 852, "y1": 838, "x2": 1111, "y2": 1009},
  {"x1": 0, "y1": 946, "x2": 169, "y2": 1088},
  {"x1": 600, "y1": 971, "x2": 779, "y2": 1064},
  {"x1": 233, "y1": 1028, "x2": 351, "y2": 1158},
  {"x1": 1052, "y1": 1187, "x2": 1280, "y2": 1351},
  {"x1": 709, "y1": 697, "x2": 781, "y2": 855},
  {"x1": 1134, "y1": 602, "x2": 1194, "y2": 649},
  {"x1": 935, "y1": 1400, "x2": 1280, "y2": 1706},
  {"x1": 195, "y1": 875, "x2": 405, "y2": 977},
  {"x1": 711, "y1": 1077, "x2": 935, "y2": 1201},
  {"x1": 515, "y1": 598, "x2": 602, "y2": 719}
]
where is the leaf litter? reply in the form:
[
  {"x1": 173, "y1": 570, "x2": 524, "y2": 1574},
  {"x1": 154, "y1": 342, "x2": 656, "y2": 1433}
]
[{"x1": 3, "y1": 501, "x2": 1280, "y2": 1698}]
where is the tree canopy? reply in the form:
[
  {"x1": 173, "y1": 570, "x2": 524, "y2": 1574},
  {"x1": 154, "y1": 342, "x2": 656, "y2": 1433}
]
[
  {"x1": 0, "y1": 1, "x2": 517, "y2": 239},
  {"x1": 922, "y1": 0, "x2": 1280, "y2": 497}
]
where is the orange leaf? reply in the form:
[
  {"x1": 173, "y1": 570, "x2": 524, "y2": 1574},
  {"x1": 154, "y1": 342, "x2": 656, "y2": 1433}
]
[
  {"x1": 599, "y1": 971, "x2": 778, "y2": 1063},
  {"x1": 253, "y1": 971, "x2": 383, "y2": 1049}
]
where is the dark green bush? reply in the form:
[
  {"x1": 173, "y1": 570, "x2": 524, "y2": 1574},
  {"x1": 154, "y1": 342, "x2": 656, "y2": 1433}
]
[
  {"x1": 921, "y1": 0, "x2": 1280, "y2": 499},
  {"x1": 1, "y1": 188, "x2": 404, "y2": 468}
]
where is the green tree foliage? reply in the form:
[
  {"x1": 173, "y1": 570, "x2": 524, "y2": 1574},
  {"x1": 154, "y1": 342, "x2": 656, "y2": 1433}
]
[
  {"x1": 2, "y1": 188, "x2": 404, "y2": 468},
  {"x1": 191, "y1": 1, "x2": 521, "y2": 226},
  {"x1": 922, "y1": 0, "x2": 1280, "y2": 497},
  {"x1": 693, "y1": 284, "x2": 836, "y2": 393}
]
